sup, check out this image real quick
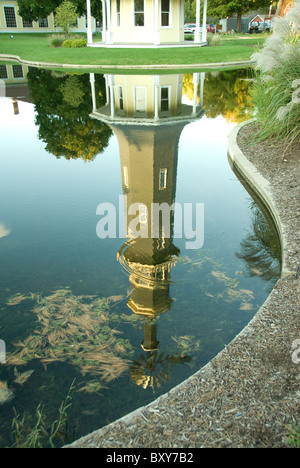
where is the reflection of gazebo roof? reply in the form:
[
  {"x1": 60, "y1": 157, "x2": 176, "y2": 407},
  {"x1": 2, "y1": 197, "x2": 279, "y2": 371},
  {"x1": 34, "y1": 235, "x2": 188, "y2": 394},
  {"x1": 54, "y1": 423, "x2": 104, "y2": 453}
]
[
  {"x1": 89, "y1": 72, "x2": 206, "y2": 127},
  {"x1": 90, "y1": 104, "x2": 205, "y2": 126}
]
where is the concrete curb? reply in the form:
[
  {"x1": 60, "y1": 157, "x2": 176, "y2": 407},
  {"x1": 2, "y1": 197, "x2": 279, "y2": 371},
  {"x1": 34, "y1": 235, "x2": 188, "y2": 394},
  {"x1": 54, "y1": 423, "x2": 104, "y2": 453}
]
[
  {"x1": 0, "y1": 53, "x2": 253, "y2": 71},
  {"x1": 227, "y1": 120, "x2": 292, "y2": 278}
]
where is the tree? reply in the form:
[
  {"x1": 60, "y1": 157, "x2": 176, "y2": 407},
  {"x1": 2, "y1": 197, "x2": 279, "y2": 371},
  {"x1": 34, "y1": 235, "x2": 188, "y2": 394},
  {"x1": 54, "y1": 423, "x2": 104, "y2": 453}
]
[
  {"x1": 17, "y1": 0, "x2": 60, "y2": 23},
  {"x1": 17, "y1": 0, "x2": 102, "y2": 23},
  {"x1": 55, "y1": 0, "x2": 78, "y2": 36},
  {"x1": 207, "y1": 0, "x2": 273, "y2": 32}
]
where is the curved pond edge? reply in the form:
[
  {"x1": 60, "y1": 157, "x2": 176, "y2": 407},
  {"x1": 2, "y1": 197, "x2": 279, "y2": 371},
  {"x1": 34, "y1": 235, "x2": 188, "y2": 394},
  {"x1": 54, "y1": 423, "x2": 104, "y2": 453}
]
[
  {"x1": 0, "y1": 53, "x2": 253, "y2": 72},
  {"x1": 64, "y1": 121, "x2": 299, "y2": 448}
]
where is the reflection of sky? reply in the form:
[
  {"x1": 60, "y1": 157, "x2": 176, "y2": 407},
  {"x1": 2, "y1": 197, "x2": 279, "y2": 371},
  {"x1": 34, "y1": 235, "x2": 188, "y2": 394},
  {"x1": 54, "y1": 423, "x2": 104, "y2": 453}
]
[
  {"x1": 0, "y1": 223, "x2": 11, "y2": 239},
  {"x1": 0, "y1": 97, "x2": 252, "y2": 294},
  {"x1": 176, "y1": 114, "x2": 251, "y2": 258}
]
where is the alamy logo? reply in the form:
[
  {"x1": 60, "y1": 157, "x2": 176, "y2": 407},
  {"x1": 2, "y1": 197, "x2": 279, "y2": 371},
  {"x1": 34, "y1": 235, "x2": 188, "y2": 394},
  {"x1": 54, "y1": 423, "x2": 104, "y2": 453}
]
[
  {"x1": 96, "y1": 196, "x2": 204, "y2": 250},
  {"x1": 291, "y1": 339, "x2": 300, "y2": 364},
  {"x1": 0, "y1": 339, "x2": 5, "y2": 364},
  {"x1": 0, "y1": 79, "x2": 6, "y2": 98}
]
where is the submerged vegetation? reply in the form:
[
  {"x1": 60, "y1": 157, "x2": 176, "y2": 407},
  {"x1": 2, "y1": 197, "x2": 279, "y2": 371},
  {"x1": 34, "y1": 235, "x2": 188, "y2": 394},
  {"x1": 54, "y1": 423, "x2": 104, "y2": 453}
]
[
  {"x1": 11, "y1": 381, "x2": 75, "y2": 448},
  {"x1": 6, "y1": 289, "x2": 133, "y2": 394}
]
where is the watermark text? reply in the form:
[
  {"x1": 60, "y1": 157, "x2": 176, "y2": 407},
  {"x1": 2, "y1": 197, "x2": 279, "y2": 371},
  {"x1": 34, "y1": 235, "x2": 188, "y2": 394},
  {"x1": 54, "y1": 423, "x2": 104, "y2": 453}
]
[
  {"x1": 291, "y1": 339, "x2": 300, "y2": 364},
  {"x1": 96, "y1": 196, "x2": 204, "y2": 250},
  {"x1": 0, "y1": 79, "x2": 6, "y2": 98},
  {"x1": 0, "y1": 339, "x2": 6, "y2": 364}
]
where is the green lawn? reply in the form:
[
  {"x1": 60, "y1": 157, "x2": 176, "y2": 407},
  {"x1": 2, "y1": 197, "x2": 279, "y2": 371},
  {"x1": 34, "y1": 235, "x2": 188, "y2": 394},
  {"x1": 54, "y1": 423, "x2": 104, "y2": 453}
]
[{"x1": 0, "y1": 33, "x2": 266, "y2": 69}]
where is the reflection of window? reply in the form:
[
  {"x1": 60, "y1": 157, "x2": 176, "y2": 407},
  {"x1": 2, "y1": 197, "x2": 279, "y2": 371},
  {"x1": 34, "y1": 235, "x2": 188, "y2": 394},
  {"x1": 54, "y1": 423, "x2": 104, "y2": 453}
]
[
  {"x1": 123, "y1": 166, "x2": 129, "y2": 188},
  {"x1": 161, "y1": 0, "x2": 170, "y2": 27},
  {"x1": 0, "y1": 65, "x2": 8, "y2": 80},
  {"x1": 12, "y1": 65, "x2": 24, "y2": 79},
  {"x1": 117, "y1": 85, "x2": 124, "y2": 110},
  {"x1": 159, "y1": 168, "x2": 168, "y2": 190},
  {"x1": 134, "y1": 0, "x2": 144, "y2": 26},
  {"x1": 4, "y1": 7, "x2": 17, "y2": 28},
  {"x1": 38, "y1": 18, "x2": 49, "y2": 28},
  {"x1": 134, "y1": 87, "x2": 146, "y2": 112},
  {"x1": 139, "y1": 204, "x2": 147, "y2": 223},
  {"x1": 116, "y1": 0, "x2": 121, "y2": 26},
  {"x1": 160, "y1": 87, "x2": 169, "y2": 112}
]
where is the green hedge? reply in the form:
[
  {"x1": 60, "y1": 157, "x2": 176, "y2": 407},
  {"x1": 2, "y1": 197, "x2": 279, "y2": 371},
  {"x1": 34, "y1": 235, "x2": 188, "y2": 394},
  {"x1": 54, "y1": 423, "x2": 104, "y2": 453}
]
[{"x1": 62, "y1": 38, "x2": 87, "y2": 48}]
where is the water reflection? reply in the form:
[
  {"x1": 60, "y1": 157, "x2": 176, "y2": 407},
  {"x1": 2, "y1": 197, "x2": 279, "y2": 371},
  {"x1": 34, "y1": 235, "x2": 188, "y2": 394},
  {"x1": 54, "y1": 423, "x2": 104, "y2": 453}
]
[
  {"x1": 27, "y1": 69, "x2": 112, "y2": 161},
  {"x1": 0, "y1": 66, "x2": 282, "y2": 445},
  {"x1": 202, "y1": 69, "x2": 254, "y2": 123},
  {"x1": 236, "y1": 202, "x2": 281, "y2": 283},
  {"x1": 230, "y1": 163, "x2": 282, "y2": 287},
  {"x1": 90, "y1": 73, "x2": 204, "y2": 388}
]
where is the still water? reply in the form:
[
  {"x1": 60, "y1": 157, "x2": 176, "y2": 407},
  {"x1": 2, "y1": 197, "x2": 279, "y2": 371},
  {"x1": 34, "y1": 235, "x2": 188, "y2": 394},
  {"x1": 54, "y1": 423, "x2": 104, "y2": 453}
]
[{"x1": 0, "y1": 67, "x2": 281, "y2": 447}]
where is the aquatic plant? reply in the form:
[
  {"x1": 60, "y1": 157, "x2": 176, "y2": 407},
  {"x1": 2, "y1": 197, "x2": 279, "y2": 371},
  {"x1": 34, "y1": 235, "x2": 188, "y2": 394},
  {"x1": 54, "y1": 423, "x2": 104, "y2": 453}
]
[
  {"x1": 11, "y1": 380, "x2": 75, "y2": 448},
  {"x1": 6, "y1": 289, "x2": 133, "y2": 392},
  {"x1": 179, "y1": 252, "x2": 256, "y2": 311},
  {"x1": 251, "y1": 3, "x2": 300, "y2": 149}
]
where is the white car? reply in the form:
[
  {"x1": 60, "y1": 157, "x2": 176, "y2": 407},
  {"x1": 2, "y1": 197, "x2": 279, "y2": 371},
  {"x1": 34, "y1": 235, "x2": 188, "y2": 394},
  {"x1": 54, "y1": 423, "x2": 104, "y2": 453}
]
[{"x1": 184, "y1": 23, "x2": 197, "y2": 34}]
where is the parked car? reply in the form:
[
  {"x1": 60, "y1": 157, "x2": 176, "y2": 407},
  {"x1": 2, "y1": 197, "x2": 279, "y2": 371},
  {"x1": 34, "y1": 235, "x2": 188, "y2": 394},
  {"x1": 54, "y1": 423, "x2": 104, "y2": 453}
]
[
  {"x1": 207, "y1": 24, "x2": 216, "y2": 33},
  {"x1": 184, "y1": 23, "x2": 216, "y2": 34},
  {"x1": 249, "y1": 21, "x2": 271, "y2": 33},
  {"x1": 249, "y1": 22, "x2": 261, "y2": 33},
  {"x1": 184, "y1": 23, "x2": 197, "y2": 34}
]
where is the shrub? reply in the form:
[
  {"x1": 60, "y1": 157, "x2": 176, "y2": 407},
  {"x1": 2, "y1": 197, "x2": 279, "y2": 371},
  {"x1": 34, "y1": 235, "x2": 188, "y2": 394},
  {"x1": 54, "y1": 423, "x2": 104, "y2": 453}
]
[
  {"x1": 48, "y1": 34, "x2": 66, "y2": 48},
  {"x1": 207, "y1": 32, "x2": 213, "y2": 44},
  {"x1": 207, "y1": 32, "x2": 221, "y2": 46},
  {"x1": 287, "y1": 423, "x2": 300, "y2": 448},
  {"x1": 62, "y1": 38, "x2": 87, "y2": 48},
  {"x1": 62, "y1": 38, "x2": 73, "y2": 48},
  {"x1": 71, "y1": 38, "x2": 87, "y2": 48},
  {"x1": 251, "y1": 3, "x2": 300, "y2": 149}
]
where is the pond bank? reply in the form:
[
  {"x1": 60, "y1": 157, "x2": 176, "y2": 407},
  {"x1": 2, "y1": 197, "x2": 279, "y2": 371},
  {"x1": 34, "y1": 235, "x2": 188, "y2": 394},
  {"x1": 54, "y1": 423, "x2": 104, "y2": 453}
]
[
  {"x1": 0, "y1": 53, "x2": 253, "y2": 72},
  {"x1": 64, "y1": 121, "x2": 300, "y2": 448}
]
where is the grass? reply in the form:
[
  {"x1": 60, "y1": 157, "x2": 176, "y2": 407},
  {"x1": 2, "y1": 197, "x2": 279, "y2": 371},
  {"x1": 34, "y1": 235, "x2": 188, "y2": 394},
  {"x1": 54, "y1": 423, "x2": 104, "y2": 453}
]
[
  {"x1": 0, "y1": 33, "x2": 267, "y2": 69},
  {"x1": 250, "y1": 9, "x2": 300, "y2": 151}
]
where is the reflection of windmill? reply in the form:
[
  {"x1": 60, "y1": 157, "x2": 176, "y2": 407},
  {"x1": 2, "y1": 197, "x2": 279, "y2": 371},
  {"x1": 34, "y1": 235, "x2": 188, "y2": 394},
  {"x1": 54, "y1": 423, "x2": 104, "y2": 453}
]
[
  {"x1": 130, "y1": 348, "x2": 191, "y2": 390},
  {"x1": 90, "y1": 73, "x2": 204, "y2": 389}
]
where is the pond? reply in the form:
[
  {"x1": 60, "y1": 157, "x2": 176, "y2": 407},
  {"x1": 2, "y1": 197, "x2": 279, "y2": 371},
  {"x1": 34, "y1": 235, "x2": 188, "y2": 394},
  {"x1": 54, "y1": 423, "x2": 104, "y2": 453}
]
[{"x1": 0, "y1": 66, "x2": 281, "y2": 447}]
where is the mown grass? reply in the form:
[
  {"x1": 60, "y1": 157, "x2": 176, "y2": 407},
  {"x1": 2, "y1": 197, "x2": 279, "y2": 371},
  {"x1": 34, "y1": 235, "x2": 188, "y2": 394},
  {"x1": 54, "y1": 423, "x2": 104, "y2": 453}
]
[{"x1": 0, "y1": 33, "x2": 267, "y2": 68}]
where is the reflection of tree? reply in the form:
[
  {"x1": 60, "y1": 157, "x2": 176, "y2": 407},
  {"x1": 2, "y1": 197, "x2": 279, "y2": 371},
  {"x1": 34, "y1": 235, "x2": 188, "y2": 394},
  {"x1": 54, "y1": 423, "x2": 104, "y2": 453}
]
[
  {"x1": 59, "y1": 76, "x2": 85, "y2": 108},
  {"x1": 236, "y1": 203, "x2": 281, "y2": 285},
  {"x1": 203, "y1": 69, "x2": 254, "y2": 123},
  {"x1": 27, "y1": 68, "x2": 112, "y2": 161},
  {"x1": 183, "y1": 69, "x2": 254, "y2": 124}
]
